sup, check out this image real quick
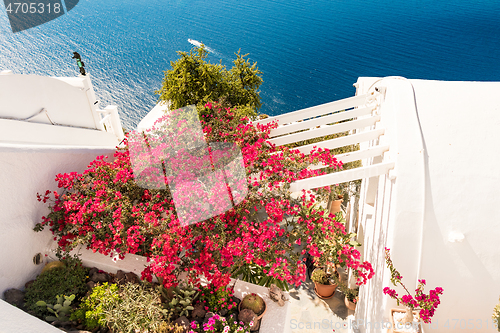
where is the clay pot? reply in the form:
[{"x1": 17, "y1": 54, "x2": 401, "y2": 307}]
[
  {"x1": 344, "y1": 296, "x2": 357, "y2": 310},
  {"x1": 329, "y1": 199, "x2": 343, "y2": 214},
  {"x1": 312, "y1": 269, "x2": 339, "y2": 299},
  {"x1": 314, "y1": 281, "x2": 337, "y2": 299}
]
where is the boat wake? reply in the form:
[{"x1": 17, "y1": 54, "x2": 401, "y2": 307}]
[{"x1": 188, "y1": 39, "x2": 215, "y2": 53}]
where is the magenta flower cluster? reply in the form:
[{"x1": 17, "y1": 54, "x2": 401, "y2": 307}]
[
  {"x1": 383, "y1": 248, "x2": 444, "y2": 323},
  {"x1": 35, "y1": 101, "x2": 373, "y2": 290}
]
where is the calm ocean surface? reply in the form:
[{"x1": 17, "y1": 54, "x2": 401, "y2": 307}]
[{"x1": 1, "y1": 0, "x2": 500, "y2": 129}]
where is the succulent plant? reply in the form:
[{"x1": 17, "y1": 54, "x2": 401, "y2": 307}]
[
  {"x1": 164, "y1": 283, "x2": 199, "y2": 319},
  {"x1": 36, "y1": 294, "x2": 75, "y2": 322},
  {"x1": 240, "y1": 293, "x2": 265, "y2": 315}
]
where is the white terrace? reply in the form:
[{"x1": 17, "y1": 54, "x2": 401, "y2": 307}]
[{"x1": 1, "y1": 71, "x2": 499, "y2": 332}]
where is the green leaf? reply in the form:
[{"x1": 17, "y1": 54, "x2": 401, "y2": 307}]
[
  {"x1": 36, "y1": 301, "x2": 47, "y2": 307},
  {"x1": 45, "y1": 315, "x2": 57, "y2": 322},
  {"x1": 58, "y1": 315, "x2": 69, "y2": 322},
  {"x1": 61, "y1": 306, "x2": 72, "y2": 313},
  {"x1": 258, "y1": 276, "x2": 269, "y2": 286},
  {"x1": 53, "y1": 303, "x2": 62, "y2": 310},
  {"x1": 349, "y1": 240, "x2": 361, "y2": 247}
]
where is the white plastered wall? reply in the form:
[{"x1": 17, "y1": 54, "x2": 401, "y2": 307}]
[
  {"x1": 353, "y1": 77, "x2": 500, "y2": 333},
  {"x1": 0, "y1": 144, "x2": 116, "y2": 296},
  {"x1": 0, "y1": 71, "x2": 121, "y2": 296},
  {"x1": 0, "y1": 72, "x2": 102, "y2": 130}
]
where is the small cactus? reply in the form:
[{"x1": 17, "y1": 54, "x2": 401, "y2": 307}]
[
  {"x1": 240, "y1": 293, "x2": 265, "y2": 315},
  {"x1": 36, "y1": 294, "x2": 75, "y2": 322}
]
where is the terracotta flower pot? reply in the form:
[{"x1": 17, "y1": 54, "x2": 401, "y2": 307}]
[
  {"x1": 312, "y1": 268, "x2": 339, "y2": 299},
  {"x1": 314, "y1": 281, "x2": 337, "y2": 299},
  {"x1": 329, "y1": 199, "x2": 343, "y2": 214},
  {"x1": 344, "y1": 296, "x2": 357, "y2": 310}
]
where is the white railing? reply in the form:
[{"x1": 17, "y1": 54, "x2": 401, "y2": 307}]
[
  {"x1": 253, "y1": 90, "x2": 394, "y2": 192},
  {"x1": 96, "y1": 105, "x2": 125, "y2": 141}
]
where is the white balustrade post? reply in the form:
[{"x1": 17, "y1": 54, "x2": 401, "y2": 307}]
[{"x1": 104, "y1": 105, "x2": 125, "y2": 141}]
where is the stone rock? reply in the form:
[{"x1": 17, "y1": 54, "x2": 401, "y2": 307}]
[
  {"x1": 114, "y1": 270, "x2": 139, "y2": 284},
  {"x1": 173, "y1": 316, "x2": 190, "y2": 333},
  {"x1": 238, "y1": 308, "x2": 256, "y2": 324},
  {"x1": 125, "y1": 272, "x2": 139, "y2": 284},
  {"x1": 115, "y1": 270, "x2": 126, "y2": 284},
  {"x1": 86, "y1": 281, "x2": 96, "y2": 290},
  {"x1": 52, "y1": 320, "x2": 74, "y2": 328},
  {"x1": 203, "y1": 311, "x2": 215, "y2": 324},
  {"x1": 269, "y1": 283, "x2": 286, "y2": 306},
  {"x1": 4, "y1": 289, "x2": 25, "y2": 309},
  {"x1": 219, "y1": 307, "x2": 228, "y2": 316},
  {"x1": 90, "y1": 271, "x2": 109, "y2": 283},
  {"x1": 191, "y1": 302, "x2": 206, "y2": 321},
  {"x1": 88, "y1": 267, "x2": 98, "y2": 277},
  {"x1": 24, "y1": 280, "x2": 35, "y2": 289}
]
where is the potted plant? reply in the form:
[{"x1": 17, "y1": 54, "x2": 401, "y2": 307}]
[
  {"x1": 340, "y1": 285, "x2": 358, "y2": 310},
  {"x1": 329, "y1": 186, "x2": 344, "y2": 214},
  {"x1": 311, "y1": 266, "x2": 339, "y2": 299},
  {"x1": 239, "y1": 293, "x2": 267, "y2": 320},
  {"x1": 383, "y1": 248, "x2": 444, "y2": 332},
  {"x1": 344, "y1": 288, "x2": 358, "y2": 310}
]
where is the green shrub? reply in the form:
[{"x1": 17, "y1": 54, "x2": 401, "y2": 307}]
[
  {"x1": 157, "y1": 46, "x2": 262, "y2": 116},
  {"x1": 105, "y1": 283, "x2": 167, "y2": 333},
  {"x1": 71, "y1": 282, "x2": 120, "y2": 330},
  {"x1": 25, "y1": 257, "x2": 88, "y2": 318}
]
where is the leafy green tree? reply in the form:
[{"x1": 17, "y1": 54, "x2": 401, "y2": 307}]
[{"x1": 156, "y1": 46, "x2": 263, "y2": 117}]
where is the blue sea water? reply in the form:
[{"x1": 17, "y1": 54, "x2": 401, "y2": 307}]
[{"x1": 1, "y1": 0, "x2": 500, "y2": 129}]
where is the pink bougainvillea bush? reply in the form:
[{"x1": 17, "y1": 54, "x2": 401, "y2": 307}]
[
  {"x1": 383, "y1": 248, "x2": 444, "y2": 323},
  {"x1": 35, "y1": 102, "x2": 373, "y2": 289}
]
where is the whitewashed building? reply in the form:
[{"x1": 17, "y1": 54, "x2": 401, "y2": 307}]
[{"x1": 1, "y1": 70, "x2": 499, "y2": 332}]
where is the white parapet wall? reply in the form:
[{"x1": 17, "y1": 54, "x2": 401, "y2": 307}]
[
  {"x1": 0, "y1": 299, "x2": 63, "y2": 333},
  {"x1": 0, "y1": 144, "x2": 117, "y2": 296},
  {"x1": 0, "y1": 71, "x2": 101, "y2": 130}
]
